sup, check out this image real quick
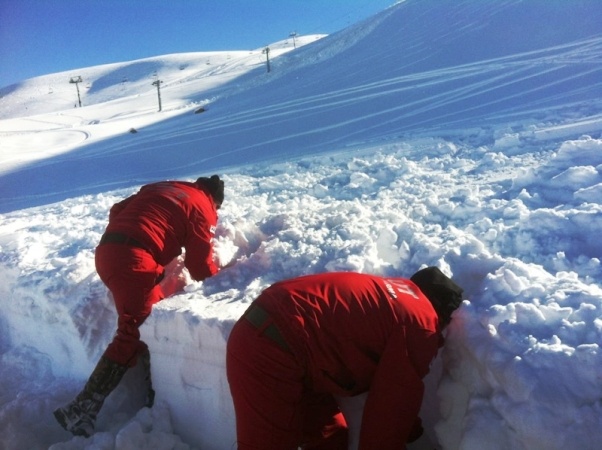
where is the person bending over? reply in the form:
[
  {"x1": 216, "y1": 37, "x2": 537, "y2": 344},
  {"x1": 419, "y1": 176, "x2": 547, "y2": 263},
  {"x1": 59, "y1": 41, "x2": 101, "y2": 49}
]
[{"x1": 227, "y1": 267, "x2": 463, "y2": 450}]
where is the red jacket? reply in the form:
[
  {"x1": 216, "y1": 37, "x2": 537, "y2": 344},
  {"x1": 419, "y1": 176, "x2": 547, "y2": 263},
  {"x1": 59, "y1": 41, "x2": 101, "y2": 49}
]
[
  {"x1": 256, "y1": 272, "x2": 443, "y2": 449},
  {"x1": 105, "y1": 181, "x2": 219, "y2": 281}
]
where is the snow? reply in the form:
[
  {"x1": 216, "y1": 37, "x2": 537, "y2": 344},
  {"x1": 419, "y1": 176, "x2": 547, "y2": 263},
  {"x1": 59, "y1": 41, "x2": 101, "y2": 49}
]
[{"x1": 1, "y1": 1, "x2": 601, "y2": 449}]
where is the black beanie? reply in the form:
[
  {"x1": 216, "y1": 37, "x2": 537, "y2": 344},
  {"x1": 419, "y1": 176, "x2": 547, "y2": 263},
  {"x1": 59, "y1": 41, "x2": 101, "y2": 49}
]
[
  {"x1": 410, "y1": 266, "x2": 464, "y2": 325},
  {"x1": 196, "y1": 175, "x2": 224, "y2": 208}
]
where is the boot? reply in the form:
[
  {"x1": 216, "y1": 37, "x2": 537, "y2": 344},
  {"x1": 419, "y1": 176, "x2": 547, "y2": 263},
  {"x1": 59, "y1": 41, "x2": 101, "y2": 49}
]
[
  {"x1": 139, "y1": 345, "x2": 155, "y2": 408},
  {"x1": 53, "y1": 356, "x2": 128, "y2": 437}
]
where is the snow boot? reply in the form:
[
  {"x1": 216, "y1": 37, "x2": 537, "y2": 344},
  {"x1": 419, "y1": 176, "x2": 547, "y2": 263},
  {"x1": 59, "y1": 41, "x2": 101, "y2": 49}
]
[
  {"x1": 53, "y1": 356, "x2": 128, "y2": 437},
  {"x1": 139, "y1": 345, "x2": 155, "y2": 408}
]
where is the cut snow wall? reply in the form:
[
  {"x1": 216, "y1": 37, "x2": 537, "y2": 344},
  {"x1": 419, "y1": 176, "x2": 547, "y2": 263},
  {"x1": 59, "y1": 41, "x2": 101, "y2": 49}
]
[{"x1": 141, "y1": 302, "x2": 238, "y2": 449}]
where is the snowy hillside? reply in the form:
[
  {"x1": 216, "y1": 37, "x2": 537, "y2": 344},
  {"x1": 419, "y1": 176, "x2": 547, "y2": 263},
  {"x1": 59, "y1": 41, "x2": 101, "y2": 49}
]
[
  {"x1": 1, "y1": 1, "x2": 601, "y2": 449},
  {"x1": 2, "y1": 1, "x2": 600, "y2": 214}
]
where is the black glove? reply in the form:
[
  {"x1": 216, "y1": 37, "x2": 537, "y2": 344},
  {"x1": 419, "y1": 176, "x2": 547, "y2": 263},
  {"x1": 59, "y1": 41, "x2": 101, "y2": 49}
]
[
  {"x1": 407, "y1": 417, "x2": 424, "y2": 443},
  {"x1": 196, "y1": 175, "x2": 224, "y2": 209}
]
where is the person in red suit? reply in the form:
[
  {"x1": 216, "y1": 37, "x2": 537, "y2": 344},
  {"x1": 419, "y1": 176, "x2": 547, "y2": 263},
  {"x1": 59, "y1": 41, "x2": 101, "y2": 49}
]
[
  {"x1": 226, "y1": 267, "x2": 464, "y2": 450},
  {"x1": 54, "y1": 175, "x2": 225, "y2": 437}
]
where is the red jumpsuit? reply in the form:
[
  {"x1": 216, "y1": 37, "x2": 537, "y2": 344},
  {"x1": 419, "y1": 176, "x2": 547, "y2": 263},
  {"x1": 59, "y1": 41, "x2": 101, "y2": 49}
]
[
  {"x1": 95, "y1": 181, "x2": 219, "y2": 366},
  {"x1": 226, "y1": 272, "x2": 443, "y2": 450}
]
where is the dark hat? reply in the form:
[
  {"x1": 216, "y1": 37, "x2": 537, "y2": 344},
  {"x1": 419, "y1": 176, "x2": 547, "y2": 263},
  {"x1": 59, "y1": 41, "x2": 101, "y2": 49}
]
[
  {"x1": 410, "y1": 266, "x2": 464, "y2": 325},
  {"x1": 196, "y1": 175, "x2": 224, "y2": 209}
]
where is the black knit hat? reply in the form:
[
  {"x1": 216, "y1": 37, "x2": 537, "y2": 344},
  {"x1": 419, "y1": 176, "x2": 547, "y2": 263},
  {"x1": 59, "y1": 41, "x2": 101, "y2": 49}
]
[
  {"x1": 410, "y1": 266, "x2": 464, "y2": 325},
  {"x1": 196, "y1": 175, "x2": 224, "y2": 209}
]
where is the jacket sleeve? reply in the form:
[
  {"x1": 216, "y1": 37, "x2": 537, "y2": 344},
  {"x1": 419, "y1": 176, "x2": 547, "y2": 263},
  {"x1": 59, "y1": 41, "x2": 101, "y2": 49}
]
[
  {"x1": 358, "y1": 325, "x2": 439, "y2": 450},
  {"x1": 183, "y1": 207, "x2": 219, "y2": 281}
]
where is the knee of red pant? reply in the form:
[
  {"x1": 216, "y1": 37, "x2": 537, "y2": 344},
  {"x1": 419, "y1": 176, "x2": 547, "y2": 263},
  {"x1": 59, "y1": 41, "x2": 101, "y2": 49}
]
[
  {"x1": 103, "y1": 317, "x2": 144, "y2": 366},
  {"x1": 118, "y1": 313, "x2": 148, "y2": 331}
]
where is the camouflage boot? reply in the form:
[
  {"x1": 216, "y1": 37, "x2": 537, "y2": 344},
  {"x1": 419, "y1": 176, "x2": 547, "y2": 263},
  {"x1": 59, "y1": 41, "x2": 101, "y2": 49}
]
[{"x1": 53, "y1": 356, "x2": 128, "y2": 437}]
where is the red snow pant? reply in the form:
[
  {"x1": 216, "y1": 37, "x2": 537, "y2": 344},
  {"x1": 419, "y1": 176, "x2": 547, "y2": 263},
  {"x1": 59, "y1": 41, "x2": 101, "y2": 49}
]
[
  {"x1": 95, "y1": 243, "x2": 164, "y2": 367},
  {"x1": 226, "y1": 311, "x2": 348, "y2": 450}
]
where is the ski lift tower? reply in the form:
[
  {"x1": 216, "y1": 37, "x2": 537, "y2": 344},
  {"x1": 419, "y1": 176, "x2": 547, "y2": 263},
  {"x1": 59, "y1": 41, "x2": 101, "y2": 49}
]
[
  {"x1": 152, "y1": 79, "x2": 163, "y2": 112},
  {"x1": 262, "y1": 47, "x2": 271, "y2": 73},
  {"x1": 289, "y1": 31, "x2": 298, "y2": 49},
  {"x1": 69, "y1": 76, "x2": 83, "y2": 107}
]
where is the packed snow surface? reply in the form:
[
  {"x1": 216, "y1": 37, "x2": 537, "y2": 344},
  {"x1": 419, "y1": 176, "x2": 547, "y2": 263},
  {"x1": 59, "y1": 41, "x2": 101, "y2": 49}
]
[{"x1": 1, "y1": 1, "x2": 601, "y2": 449}]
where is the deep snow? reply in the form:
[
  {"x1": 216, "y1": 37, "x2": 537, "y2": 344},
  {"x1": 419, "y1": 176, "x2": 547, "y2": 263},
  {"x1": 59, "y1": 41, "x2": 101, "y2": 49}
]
[{"x1": 1, "y1": 1, "x2": 601, "y2": 449}]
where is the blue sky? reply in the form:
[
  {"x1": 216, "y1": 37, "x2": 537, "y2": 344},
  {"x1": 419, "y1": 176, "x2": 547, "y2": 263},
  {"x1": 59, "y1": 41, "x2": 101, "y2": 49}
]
[{"x1": 0, "y1": 0, "x2": 394, "y2": 88}]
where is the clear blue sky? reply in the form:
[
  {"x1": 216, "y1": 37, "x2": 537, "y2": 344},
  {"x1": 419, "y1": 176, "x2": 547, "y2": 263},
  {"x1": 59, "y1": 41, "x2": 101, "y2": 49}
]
[{"x1": 0, "y1": 0, "x2": 395, "y2": 88}]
